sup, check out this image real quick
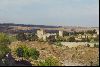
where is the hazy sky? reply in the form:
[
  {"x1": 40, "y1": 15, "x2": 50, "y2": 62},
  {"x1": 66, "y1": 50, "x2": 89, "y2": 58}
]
[{"x1": 0, "y1": 0, "x2": 99, "y2": 27}]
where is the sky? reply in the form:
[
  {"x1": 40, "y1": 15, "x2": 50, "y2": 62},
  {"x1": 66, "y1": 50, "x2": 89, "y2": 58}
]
[{"x1": 0, "y1": 0, "x2": 99, "y2": 27}]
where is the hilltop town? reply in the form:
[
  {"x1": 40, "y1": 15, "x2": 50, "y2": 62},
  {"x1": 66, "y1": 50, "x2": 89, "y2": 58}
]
[
  {"x1": 0, "y1": 23, "x2": 99, "y2": 66},
  {"x1": 0, "y1": 23, "x2": 99, "y2": 34},
  {"x1": 0, "y1": 0, "x2": 99, "y2": 66}
]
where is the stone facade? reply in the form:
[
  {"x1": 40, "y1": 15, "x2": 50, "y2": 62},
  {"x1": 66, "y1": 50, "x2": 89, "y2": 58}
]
[
  {"x1": 96, "y1": 30, "x2": 99, "y2": 35},
  {"x1": 37, "y1": 29, "x2": 45, "y2": 39},
  {"x1": 59, "y1": 31, "x2": 63, "y2": 37},
  {"x1": 37, "y1": 29, "x2": 57, "y2": 41}
]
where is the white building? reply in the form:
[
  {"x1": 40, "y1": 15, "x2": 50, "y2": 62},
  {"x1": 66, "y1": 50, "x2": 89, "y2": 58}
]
[
  {"x1": 78, "y1": 34, "x2": 88, "y2": 39},
  {"x1": 96, "y1": 29, "x2": 99, "y2": 35},
  {"x1": 37, "y1": 29, "x2": 57, "y2": 41},
  {"x1": 93, "y1": 34, "x2": 97, "y2": 38},
  {"x1": 61, "y1": 42, "x2": 99, "y2": 48},
  {"x1": 37, "y1": 29, "x2": 45, "y2": 39},
  {"x1": 59, "y1": 31, "x2": 63, "y2": 37}
]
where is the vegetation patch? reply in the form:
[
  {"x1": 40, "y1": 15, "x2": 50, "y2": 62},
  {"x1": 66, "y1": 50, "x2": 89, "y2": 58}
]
[
  {"x1": 37, "y1": 56, "x2": 61, "y2": 66},
  {"x1": 16, "y1": 45, "x2": 39, "y2": 60},
  {"x1": 0, "y1": 33, "x2": 11, "y2": 45}
]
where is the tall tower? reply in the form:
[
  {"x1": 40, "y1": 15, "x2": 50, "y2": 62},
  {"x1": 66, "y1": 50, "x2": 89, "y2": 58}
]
[
  {"x1": 59, "y1": 30, "x2": 63, "y2": 37},
  {"x1": 37, "y1": 29, "x2": 45, "y2": 39},
  {"x1": 96, "y1": 29, "x2": 99, "y2": 35}
]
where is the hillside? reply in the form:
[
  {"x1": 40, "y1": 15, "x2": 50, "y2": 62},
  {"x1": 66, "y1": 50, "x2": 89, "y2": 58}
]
[{"x1": 9, "y1": 41, "x2": 99, "y2": 66}]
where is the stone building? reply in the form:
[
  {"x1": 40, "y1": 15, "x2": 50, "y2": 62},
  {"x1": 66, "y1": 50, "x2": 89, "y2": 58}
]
[
  {"x1": 59, "y1": 31, "x2": 63, "y2": 37},
  {"x1": 37, "y1": 29, "x2": 62, "y2": 41},
  {"x1": 37, "y1": 29, "x2": 45, "y2": 39},
  {"x1": 96, "y1": 29, "x2": 99, "y2": 35}
]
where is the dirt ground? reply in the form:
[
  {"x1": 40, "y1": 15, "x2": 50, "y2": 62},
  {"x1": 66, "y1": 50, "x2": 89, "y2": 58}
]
[{"x1": 9, "y1": 41, "x2": 99, "y2": 66}]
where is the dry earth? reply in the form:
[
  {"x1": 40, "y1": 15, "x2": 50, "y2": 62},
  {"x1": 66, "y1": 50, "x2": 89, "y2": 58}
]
[{"x1": 9, "y1": 41, "x2": 99, "y2": 66}]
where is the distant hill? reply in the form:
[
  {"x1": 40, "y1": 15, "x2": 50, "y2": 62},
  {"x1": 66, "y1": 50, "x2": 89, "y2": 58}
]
[{"x1": 0, "y1": 23, "x2": 61, "y2": 28}]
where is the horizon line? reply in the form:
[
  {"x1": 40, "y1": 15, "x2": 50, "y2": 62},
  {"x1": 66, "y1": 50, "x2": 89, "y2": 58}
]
[{"x1": 0, "y1": 22, "x2": 99, "y2": 28}]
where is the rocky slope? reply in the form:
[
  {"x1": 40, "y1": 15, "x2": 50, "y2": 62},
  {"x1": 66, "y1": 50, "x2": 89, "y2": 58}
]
[{"x1": 9, "y1": 41, "x2": 99, "y2": 66}]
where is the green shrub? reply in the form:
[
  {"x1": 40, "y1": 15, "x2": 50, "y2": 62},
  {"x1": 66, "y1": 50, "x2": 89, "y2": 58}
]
[
  {"x1": 26, "y1": 33, "x2": 38, "y2": 41},
  {"x1": 16, "y1": 45, "x2": 39, "y2": 60},
  {"x1": 86, "y1": 29, "x2": 96, "y2": 35},
  {"x1": 94, "y1": 35, "x2": 99, "y2": 42},
  {"x1": 29, "y1": 48, "x2": 39, "y2": 60},
  {"x1": 67, "y1": 36, "x2": 75, "y2": 42},
  {"x1": 16, "y1": 32, "x2": 38, "y2": 41},
  {"x1": 54, "y1": 42, "x2": 62, "y2": 47},
  {"x1": 81, "y1": 38, "x2": 90, "y2": 42},
  {"x1": 38, "y1": 57, "x2": 61, "y2": 66},
  {"x1": 0, "y1": 45, "x2": 10, "y2": 59},
  {"x1": 16, "y1": 45, "x2": 30, "y2": 58},
  {"x1": 56, "y1": 36, "x2": 66, "y2": 42},
  {"x1": 16, "y1": 32, "x2": 27, "y2": 41},
  {"x1": 0, "y1": 33, "x2": 11, "y2": 45},
  {"x1": 87, "y1": 44, "x2": 90, "y2": 47},
  {"x1": 94, "y1": 44, "x2": 99, "y2": 48},
  {"x1": 8, "y1": 35, "x2": 17, "y2": 42},
  {"x1": 47, "y1": 35, "x2": 56, "y2": 42},
  {"x1": 16, "y1": 47, "x2": 24, "y2": 57}
]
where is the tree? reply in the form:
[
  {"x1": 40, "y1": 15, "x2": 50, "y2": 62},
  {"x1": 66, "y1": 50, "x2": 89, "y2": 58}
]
[
  {"x1": 56, "y1": 33, "x2": 66, "y2": 42},
  {"x1": 94, "y1": 35, "x2": 99, "y2": 42},
  {"x1": 26, "y1": 33, "x2": 33, "y2": 41},
  {"x1": 73, "y1": 31, "x2": 78, "y2": 36},
  {"x1": 87, "y1": 44, "x2": 90, "y2": 47},
  {"x1": 86, "y1": 29, "x2": 96, "y2": 35},
  {"x1": 56, "y1": 36, "x2": 66, "y2": 42},
  {"x1": 94, "y1": 44, "x2": 99, "y2": 48},
  {"x1": 16, "y1": 32, "x2": 27, "y2": 41},
  {"x1": 93, "y1": 29, "x2": 96, "y2": 34},
  {"x1": 26, "y1": 33, "x2": 38, "y2": 41},
  {"x1": 63, "y1": 32, "x2": 69, "y2": 36},
  {"x1": 67, "y1": 36, "x2": 75, "y2": 42},
  {"x1": 81, "y1": 38, "x2": 90, "y2": 42},
  {"x1": 49, "y1": 35, "x2": 56, "y2": 42},
  {"x1": 79, "y1": 31, "x2": 84, "y2": 35},
  {"x1": 47, "y1": 35, "x2": 56, "y2": 44}
]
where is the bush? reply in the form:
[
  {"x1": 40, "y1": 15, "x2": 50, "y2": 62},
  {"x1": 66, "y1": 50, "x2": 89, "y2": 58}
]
[
  {"x1": 0, "y1": 45, "x2": 10, "y2": 59},
  {"x1": 54, "y1": 42, "x2": 62, "y2": 47},
  {"x1": 56, "y1": 36, "x2": 66, "y2": 42},
  {"x1": 63, "y1": 32, "x2": 69, "y2": 36},
  {"x1": 0, "y1": 33, "x2": 11, "y2": 45},
  {"x1": 8, "y1": 35, "x2": 17, "y2": 42},
  {"x1": 16, "y1": 45, "x2": 30, "y2": 58},
  {"x1": 67, "y1": 36, "x2": 75, "y2": 42},
  {"x1": 86, "y1": 29, "x2": 96, "y2": 35},
  {"x1": 81, "y1": 38, "x2": 90, "y2": 42},
  {"x1": 16, "y1": 32, "x2": 27, "y2": 41},
  {"x1": 29, "y1": 48, "x2": 39, "y2": 60},
  {"x1": 94, "y1": 35, "x2": 99, "y2": 42},
  {"x1": 94, "y1": 44, "x2": 99, "y2": 48},
  {"x1": 38, "y1": 57, "x2": 61, "y2": 66},
  {"x1": 16, "y1": 47, "x2": 24, "y2": 57},
  {"x1": 26, "y1": 33, "x2": 38, "y2": 41},
  {"x1": 20, "y1": 45, "x2": 31, "y2": 58},
  {"x1": 47, "y1": 35, "x2": 56, "y2": 42},
  {"x1": 16, "y1": 45, "x2": 39, "y2": 60},
  {"x1": 16, "y1": 32, "x2": 38, "y2": 41},
  {"x1": 87, "y1": 44, "x2": 90, "y2": 47}
]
